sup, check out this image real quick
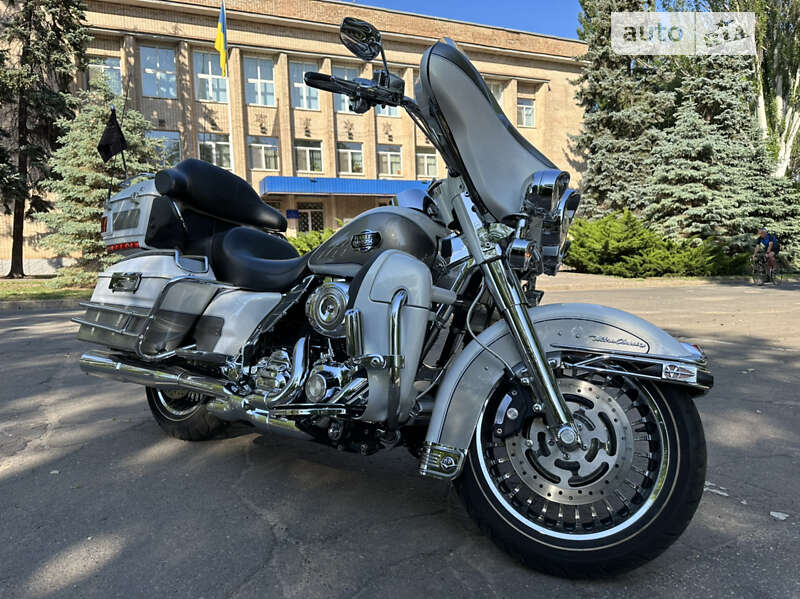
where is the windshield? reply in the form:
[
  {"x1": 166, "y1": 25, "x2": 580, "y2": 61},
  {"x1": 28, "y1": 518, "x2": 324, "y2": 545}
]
[{"x1": 415, "y1": 40, "x2": 557, "y2": 220}]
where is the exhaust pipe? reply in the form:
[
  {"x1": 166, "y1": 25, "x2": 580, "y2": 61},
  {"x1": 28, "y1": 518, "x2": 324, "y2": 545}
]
[
  {"x1": 79, "y1": 343, "x2": 311, "y2": 438},
  {"x1": 79, "y1": 350, "x2": 229, "y2": 397}
]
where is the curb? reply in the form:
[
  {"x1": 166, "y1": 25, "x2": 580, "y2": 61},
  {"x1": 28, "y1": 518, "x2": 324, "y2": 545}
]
[{"x1": 0, "y1": 298, "x2": 86, "y2": 314}]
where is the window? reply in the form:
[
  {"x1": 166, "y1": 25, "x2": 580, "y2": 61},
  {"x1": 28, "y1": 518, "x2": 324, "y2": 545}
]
[
  {"x1": 147, "y1": 131, "x2": 181, "y2": 167},
  {"x1": 248, "y1": 136, "x2": 279, "y2": 170},
  {"x1": 297, "y1": 201, "x2": 324, "y2": 232},
  {"x1": 290, "y1": 61, "x2": 319, "y2": 110},
  {"x1": 487, "y1": 81, "x2": 504, "y2": 105},
  {"x1": 198, "y1": 133, "x2": 231, "y2": 169},
  {"x1": 517, "y1": 98, "x2": 536, "y2": 127},
  {"x1": 378, "y1": 144, "x2": 402, "y2": 176},
  {"x1": 295, "y1": 139, "x2": 323, "y2": 172},
  {"x1": 244, "y1": 56, "x2": 275, "y2": 106},
  {"x1": 332, "y1": 65, "x2": 360, "y2": 112},
  {"x1": 141, "y1": 46, "x2": 176, "y2": 99},
  {"x1": 376, "y1": 103, "x2": 400, "y2": 117},
  {"x1": 337, "y1": 142, "x2": 363, "y2": 174},
  {"x1": 194, "y1": 51, "x2": 228, "y2": 102},
  {"x1": 88, "y1": 57, "x2": 122, "y2": 95},
  {"x1": 517, "y1": 98, "x2": 535, "y2": 128},
  {"x1": 415, "y1": 147, "x2": 438, "y2": 177}
]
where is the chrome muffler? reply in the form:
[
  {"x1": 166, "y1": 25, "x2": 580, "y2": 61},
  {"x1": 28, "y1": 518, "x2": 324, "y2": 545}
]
[{"x1": 79, "y1": 350, "x2": 230, "y2": 396}]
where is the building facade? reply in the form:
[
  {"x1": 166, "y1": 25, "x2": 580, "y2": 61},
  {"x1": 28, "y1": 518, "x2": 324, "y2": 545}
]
[{"x1": 87, "y1": 0, "x2": 587, "y2": 236}]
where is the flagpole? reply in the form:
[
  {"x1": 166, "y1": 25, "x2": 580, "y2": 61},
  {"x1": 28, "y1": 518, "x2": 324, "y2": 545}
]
[
  {"x1": 225, "y1": 18, "x2": 235, "y2": 174},
  {"x1": 217, "y1": 0, "x2": 235, "y2": 174}
]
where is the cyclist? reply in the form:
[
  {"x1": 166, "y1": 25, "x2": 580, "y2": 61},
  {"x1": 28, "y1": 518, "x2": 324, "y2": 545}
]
[{"x1": 752, "y1": 227, "x2": 780, "y2": 279}]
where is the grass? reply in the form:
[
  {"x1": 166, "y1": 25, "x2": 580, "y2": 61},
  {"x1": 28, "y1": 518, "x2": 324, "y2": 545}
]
[{"x1": 0, "y1": 278, "x2": 92, "y2": 302}]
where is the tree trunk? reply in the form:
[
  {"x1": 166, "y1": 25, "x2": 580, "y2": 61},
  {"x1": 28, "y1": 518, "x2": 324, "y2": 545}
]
[
  {"x1": 6, "y1": 6, "x2": 31, "y2": 279},
  {"x1": 756, "y1": 87, "x2": 768, "y2": 140},
  {"x1": 774, "y1": 111, "x2": 800, "y2": 178},
  {"x1": 8, "y1": 96, "x2": 28, "y2": 279}
]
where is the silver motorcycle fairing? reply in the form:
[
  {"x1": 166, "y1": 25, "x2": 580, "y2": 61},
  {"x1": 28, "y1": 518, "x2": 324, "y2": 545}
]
[
  {"x1": 349, "y1": 249, "x2": 432, "y2": 423},
  {"x1": 419, "y1": 302, "x2": 711, "y2": 480}
]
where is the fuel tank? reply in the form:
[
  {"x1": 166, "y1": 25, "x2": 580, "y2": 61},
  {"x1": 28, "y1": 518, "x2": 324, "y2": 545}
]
[{"x1": 307, "y1": 206, "x2": 450, "y2": 278}]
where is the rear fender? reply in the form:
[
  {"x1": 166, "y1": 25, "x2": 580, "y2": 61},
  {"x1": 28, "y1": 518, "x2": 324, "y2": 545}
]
[{"x1": 418, "y1": 303, "x2": 712, "y2": 480}]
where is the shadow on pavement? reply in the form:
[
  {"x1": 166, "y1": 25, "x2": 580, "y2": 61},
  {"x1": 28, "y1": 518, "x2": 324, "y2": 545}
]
[{"x1": 1, "y1": 307, "x2": 798, "y2": 598}]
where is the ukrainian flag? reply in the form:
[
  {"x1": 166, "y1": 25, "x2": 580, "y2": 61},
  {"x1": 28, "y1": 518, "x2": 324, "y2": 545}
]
[{"x1": 214, "y1": 0, "x2": 228, "y2": 77}]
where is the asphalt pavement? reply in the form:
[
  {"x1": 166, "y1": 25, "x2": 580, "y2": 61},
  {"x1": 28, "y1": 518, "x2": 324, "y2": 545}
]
[{"x1": 1, "y1": 278, "x2": 798, "y2": 598}]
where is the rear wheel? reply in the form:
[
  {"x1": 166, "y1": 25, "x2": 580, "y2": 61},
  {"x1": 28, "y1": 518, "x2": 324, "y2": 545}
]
[
  {"x1": 146, "y1": 387, "x2": 227, "y2": 441},
  {"x1": 458, "y1": 375, "x2": 706, "y2": 578}
]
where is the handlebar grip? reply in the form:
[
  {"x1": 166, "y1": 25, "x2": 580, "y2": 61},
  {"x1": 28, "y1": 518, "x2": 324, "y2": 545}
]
[
  {"x1": 304, "y1": 71, "x2": 402, "y2": 110},
  {"x1": 304, "y1": 71, "x2": 356, "y2": 95}
]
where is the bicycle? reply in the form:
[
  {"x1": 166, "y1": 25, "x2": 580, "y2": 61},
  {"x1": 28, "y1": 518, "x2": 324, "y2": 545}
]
[{"x1": 751, "y1": 253, "x2": 783, "y2": 286}]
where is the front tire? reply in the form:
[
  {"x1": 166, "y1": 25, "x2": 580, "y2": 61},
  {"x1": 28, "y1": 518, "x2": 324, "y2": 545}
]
[
  {"x1": 146, "y1": 387, "x2": 227, "y2": 441},
  {"x1": 457, "y1": 377, "x2": 706, "y2": 578}
]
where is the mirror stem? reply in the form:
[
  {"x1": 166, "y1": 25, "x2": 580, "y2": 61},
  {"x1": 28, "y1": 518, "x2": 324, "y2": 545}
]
[{"x1": 379, "y1": 45, "x2": 390, "y2": 80}]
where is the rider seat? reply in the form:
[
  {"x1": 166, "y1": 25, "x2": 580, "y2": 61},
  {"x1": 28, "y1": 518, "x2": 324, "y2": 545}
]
[{"x1": 210, "y1": 226, "x2": 309, "y2": 292}]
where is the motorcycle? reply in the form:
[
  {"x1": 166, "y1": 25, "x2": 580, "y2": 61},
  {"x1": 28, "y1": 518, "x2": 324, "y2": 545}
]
[{"x1": 75, "y1": 17, "x2": 713, "y2": 577}]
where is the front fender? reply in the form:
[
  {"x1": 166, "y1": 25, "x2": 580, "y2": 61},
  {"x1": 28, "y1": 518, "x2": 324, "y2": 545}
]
[{"x1": 418, "y1": 303, "x2": 712, "y2": 480}]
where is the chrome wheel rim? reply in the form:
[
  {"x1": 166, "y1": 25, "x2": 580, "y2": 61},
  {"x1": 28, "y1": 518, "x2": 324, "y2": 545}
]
[
  {"x1": 153, "y1": 389, "x2": 204, "y2": 421},
  {"x1": 475, "y1": 375, "x2": 671, "y2": 541}
]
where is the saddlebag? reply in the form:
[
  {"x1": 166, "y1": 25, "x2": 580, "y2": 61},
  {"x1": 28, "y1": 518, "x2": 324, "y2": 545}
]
[{"x1": 75, "y1": 251, "x2": 223, "y2": 355}]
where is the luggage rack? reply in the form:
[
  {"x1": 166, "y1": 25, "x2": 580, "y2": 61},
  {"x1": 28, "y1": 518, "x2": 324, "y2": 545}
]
[{"x1": 73, "y1": 275, "x2": 233, "y2": 362}]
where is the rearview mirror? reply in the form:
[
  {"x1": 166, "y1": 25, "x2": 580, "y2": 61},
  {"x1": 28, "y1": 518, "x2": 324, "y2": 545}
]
[{"x1": 340, "y1": 17, "x2": 382, "y2": 61}]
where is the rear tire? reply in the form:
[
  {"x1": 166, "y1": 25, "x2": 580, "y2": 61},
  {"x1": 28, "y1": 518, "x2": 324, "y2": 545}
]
[
  {"x1": 146, "y1": 387, "x2": 227, "y2": 441},
  {"x1": 457, "y1": 378, "x2": 706, "y2": 578}
]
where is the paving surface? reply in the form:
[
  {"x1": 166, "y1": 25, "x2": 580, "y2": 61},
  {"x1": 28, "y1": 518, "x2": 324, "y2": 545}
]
[{"x1": 1, "y1": 278, "x2": 798, "y2": 598}]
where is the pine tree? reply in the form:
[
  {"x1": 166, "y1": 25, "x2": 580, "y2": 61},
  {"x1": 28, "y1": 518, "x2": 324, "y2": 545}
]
[
  {"x1": 572, "y1": 0, "x2": 676, "y2": 216},
  {"x1": 642, "y1": 55, "x2": 800, "y2": 255},
  {"x1": 36, "y1": 81, "x2": 161, "y2": 286},
  {"x1": 0, "y1": 0, "x2": 90, "y2": 278}
]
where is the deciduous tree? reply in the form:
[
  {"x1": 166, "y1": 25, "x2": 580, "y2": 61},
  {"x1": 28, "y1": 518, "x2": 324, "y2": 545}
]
[{"x1": 0, "y1": 0, "x2": 89, "y2": 278}]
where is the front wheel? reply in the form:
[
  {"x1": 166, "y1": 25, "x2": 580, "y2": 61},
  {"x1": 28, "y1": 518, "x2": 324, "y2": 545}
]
[{"x1": 457, "y1": 375, "x2": 706, "y2": 578}]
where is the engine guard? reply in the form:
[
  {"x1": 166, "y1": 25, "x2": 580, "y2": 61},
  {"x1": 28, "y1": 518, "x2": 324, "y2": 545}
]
[{"x1": 418, "y1": 302, "x2": 713, "y2": 481}]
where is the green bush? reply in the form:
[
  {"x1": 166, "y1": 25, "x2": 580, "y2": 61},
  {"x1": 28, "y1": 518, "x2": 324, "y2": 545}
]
[
  {"x1": 287, "y1": 227, "x2": 336, "y2": 254},
  {"x1": 564, "y1": 211, "x2": 749, "y2": 278}
]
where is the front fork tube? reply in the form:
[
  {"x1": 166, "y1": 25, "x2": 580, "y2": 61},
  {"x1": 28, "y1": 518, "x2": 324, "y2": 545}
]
[
  {"x1": 480, "y1": 259, "x2": 575, "y2": 433},
  {"x1": 449, "y1": 188, "x2": 579, "y2": 445}
]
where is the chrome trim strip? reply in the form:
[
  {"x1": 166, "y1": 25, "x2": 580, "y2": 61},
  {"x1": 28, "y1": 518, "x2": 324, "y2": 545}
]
[
  {"x1": 552, "y1": 344, "x2": 708, "y2": 367},
  {"x1": 71, "y1": 317, "x2": 140, "y2": 337},
  {"x1": 558, "y1": 350, "x2": 710, "y2": 390},
  {"x1": 78, "y1": 301, "x2": 148, "y2": 316}
]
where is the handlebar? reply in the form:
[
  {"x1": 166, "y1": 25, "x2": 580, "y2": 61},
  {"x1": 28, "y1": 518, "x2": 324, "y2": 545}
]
[{"x1": 304, "y1": 71, "x2": 403, "y2": 112}]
